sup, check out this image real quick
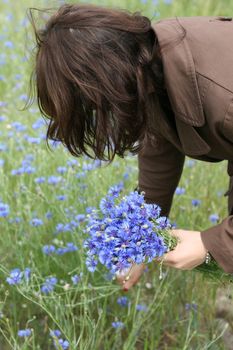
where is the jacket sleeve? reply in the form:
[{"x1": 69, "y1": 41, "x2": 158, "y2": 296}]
[
  {"x1": 200, "y1": 218, "x2": 233, "y2": 273},
  {"x1": 200, "y1": 161, "x2": 233, "y2": 274},
  {"x1": 138, "y1": 135, "x2": 185, "y2": 217}
]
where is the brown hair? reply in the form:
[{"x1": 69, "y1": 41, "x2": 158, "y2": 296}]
[{"x1": 28, "y1": 3, "x2": 164, "y2": 161}]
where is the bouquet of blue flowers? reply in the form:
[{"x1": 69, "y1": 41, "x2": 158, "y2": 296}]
[
  {"x1": 83, "y1": 184, "x2": 233, "y2": 283},
  {"x1": 83, "y1": 184, "x2": 178, "y2": 275}
]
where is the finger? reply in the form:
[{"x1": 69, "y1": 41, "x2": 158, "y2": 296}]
[
  {"x1": 115, "y1": 267, "x2": 131, "y2": 284},
  {"x1": 122, "y1": 264, "x2": 146, "y2": 290},
  {"x1": 122, "y1": 276, "x2": 137, "y2": 290}
]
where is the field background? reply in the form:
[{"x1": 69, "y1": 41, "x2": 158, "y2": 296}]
[{"x1": 0, "y1": 0, "x2": 233, "y2": 349}]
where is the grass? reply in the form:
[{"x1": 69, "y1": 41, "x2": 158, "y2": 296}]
[{"x1": 0, "y1": 0, "x2": 233, "y2": 349}]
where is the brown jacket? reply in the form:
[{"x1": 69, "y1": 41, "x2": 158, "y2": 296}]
[{"x1": 138, "y1": 16, "x2": 233, "y2": 273}]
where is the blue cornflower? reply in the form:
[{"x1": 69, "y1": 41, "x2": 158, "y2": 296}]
[
  {"x1": 49, "y1": 140, "x2": 61, "y2": 148},
  {"x1": 75, "y1": 214, "x2": 85, "y2": 222},
  {"x1": 6, "y1": 267, "x2": 31, "y2": 285},
  {"x1": 56, "y1": 195, "x2": 66, "y2": 201},
  {"x1": 66, "y1": 242, "x2": 78, "y2": 252},
  {"x1": 0, "y1": 115, "x2": 6, "y2": 122},
  {"x1": 56, "y1": 247, "x2": 69, "y2": 255},
  {"x1": 171, "y1": 221, "x2": 177, "y2": 228},
  {"x1": 99, "y1": 196, "x2": 115, "y2": 215},
  {"x1": 191, "y1": 199, "x2": 201, "y2": 207},
  {"x1": 50, "y1": 329, "x2": 62, "y2": 338},
  {"x1": 67, "y1": 158, "x2": 79, "y2": 167},
  {"x1": 69, "y1": 220, "x2": 79, "y2": 228},
  {"x1": 85, "y1": 206, "x2": 96, "y2": 214},
  {"x1": 15, "y1": 74, "x2": 22, "y2": 80},
  {"x1": 93, "y1": 159, "x2": 102, "y2": 168},
  {"x1": 47, "y1": 277, "x2": 57, "y2": 285},
  {"x1": 117, "y1": 296, "x2": 129, "y2": 307},
  {"x1": 0, "y1": 202, "x2": 9, "y2": 217},
  {"x1": 8, "y1": 217, "x2": 21, "y2": 224},
  {"x1": 156, "y1": 216, "x2": 170, "y2": 230},
  {"x1": 57, "y1": 166, "x2": 67, "y2": 174},
  {"x1": 32, "y1": 118, "x2": 46, "y2": 129},
  {"x1": 86, "y1": 257, "x2": 98, "y2": 272},
  {"x1": 209, "y1": 214, "x2": 219, "y2": 223},
  {"x1": 45, "y1": 211, "x2": 53, "y2": 219},
  {"x1": 11, "y1": 165, "x2": 36, "y2": 175},
  {"x1": 108, "y1": 182, "x2": 124, "y2": 197},
  {"x1": 21, "y1": 160, "x2": 32, "y2": 168},
  {"x1": 4, "y1": 41, "x2": 14, "y2": 48},
  {"x1": 41, "y1": 277, "x2": 57, "y2": 294},
  {"x1": 112, "y1": 321, "x2": 125, "y2": 329},
  {"x1": 48, "y1": 176, "x2": 62, "y2": 185},
  {"x1": 11, "y1": 168, "x2": 23, "y2": 176},
  {"x1": 82, "y1": 163, "x2": 93, "y2": 171},
  {"x1": 25, "y1": 136, "x2": 41, "y2": 144},
  {"x1": 42, "y1": 245, "x2": 56, "y2": 255},
  {"x1": 76, "y1": 172, "x2": 85, "y2": 178},
  {"x1": 30, "y1": 218, "x2": 43, "y2": 226},
  {"x1": 11, "y1": 121, "x2": 26, "y2": 131},
  {"x1": 6, "y1": 268, "x2": 23, "y2": 285},
  {"x1": 55, "y1": 223, "x2": 71, "y2": 233},
  {"x1": 71, "y1": 273, "x2": 83, "y2": 284},
  {"x1": 18, "y1": 329, "x2": 32, "y2": 337},
  {"x1": 35, "y1": 177, "x2": 46, "y2": 184},
  {"x1": 24, "y1": 268, "x2": 31, "y2": 282},
  {"x1": 55, "y1": 338, "x2": 69, "y2": 349},
  {"x1": 136, "y1": 304, "x2": 148, "y2": 312},
  {"x1": 22, "y1": 165, "x2": 36, "y2": 174},
  {"x1": 175, "y1": 187, "x2": 185, "y2": 195},
  {"x1": 50, "y1": 329, "x2": 70, "y2": 349}
]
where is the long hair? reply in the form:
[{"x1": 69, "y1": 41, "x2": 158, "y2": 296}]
[{"x1": 28, "y1": 3, "x2": 165, "y2": 161}]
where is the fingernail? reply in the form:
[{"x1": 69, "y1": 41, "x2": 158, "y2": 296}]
[{"x1": 123, "y1": 288, "x2": 128, "y2": 292}]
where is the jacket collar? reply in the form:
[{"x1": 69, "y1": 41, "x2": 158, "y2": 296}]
[
  {"x1": 151, "y1": 95, "x2": 211, "y2": 156},
  {"x1": 151, "y1": 18, "x2": 205, "y2": 128}
]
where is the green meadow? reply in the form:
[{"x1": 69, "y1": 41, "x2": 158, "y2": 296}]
[{"x1": 0, "y1": 0, "x2": 233, "y2": 348}]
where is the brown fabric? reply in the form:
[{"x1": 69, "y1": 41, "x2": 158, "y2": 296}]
[
  {"x1": 138, "y1": 16, "x2": 233, "y2": 273},
  {"x1": 200, "y1": 218, "x2": 233, "y2": 274}
]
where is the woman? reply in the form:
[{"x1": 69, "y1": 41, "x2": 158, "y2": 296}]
[{"x1": 29, "y1": 3, "x2": 233, "y2": 291}]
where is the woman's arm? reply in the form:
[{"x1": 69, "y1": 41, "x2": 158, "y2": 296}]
[
  {"x1": 200, "y1": 219, "x2": 233, "y2": 274},
  {"x1": 138, "y1": 137, "x2": 208, "y2": 271},
  {"x1": 138, "y1": 134, "x2": 185, "y2": 216},
  {"x1": 200, "y1": 161, "x2": 233, "y2": 274}
]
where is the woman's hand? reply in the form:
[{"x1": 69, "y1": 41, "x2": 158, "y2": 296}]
[
  {"x1": 155, "y1": 229, "x2": 208, "y2": 270},
  {"x1": 116, "y1": 229, "x2": 207, "y2": 291},
  {"x1": 116, "y1": 263, "x2": 147, "y2": 291}
]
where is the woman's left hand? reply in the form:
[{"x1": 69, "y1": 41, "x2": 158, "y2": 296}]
[
  {"x1": 116, "y1": 263, "x2": 147, "y2": 291},
  {"x1": 155, "y1": 229, "x2": 208, "y2": 270}
]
